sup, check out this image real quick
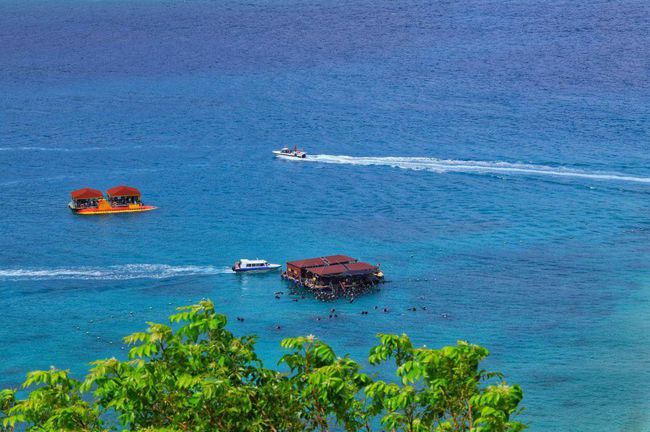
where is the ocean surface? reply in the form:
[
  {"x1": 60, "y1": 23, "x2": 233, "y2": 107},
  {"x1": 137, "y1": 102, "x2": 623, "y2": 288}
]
[{"x1": 1, "y1": 0, "x2": 650, "y2": 430}]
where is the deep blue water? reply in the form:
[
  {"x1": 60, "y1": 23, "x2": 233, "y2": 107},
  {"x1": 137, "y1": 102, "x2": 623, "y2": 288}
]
[{"x1": 2, "y1": 0, "x2": 650, "y2": 430}]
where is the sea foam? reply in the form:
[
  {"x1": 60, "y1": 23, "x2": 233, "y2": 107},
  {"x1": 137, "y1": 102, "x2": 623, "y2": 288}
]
[
  {"x1": 306, "y1": 155, "x2": 650, "y2": 184},
  {"x1": 0, "y1": 144, "x2": 178, "y2": 152},
  {"x1": 0, "y1": 264, "x2": 233, "y2": 281}
]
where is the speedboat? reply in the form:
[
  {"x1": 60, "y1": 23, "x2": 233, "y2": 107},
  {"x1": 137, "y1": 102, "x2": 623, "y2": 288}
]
[
  {"x1": 272, "y1": 146, "x2": 307, "y2": 159},
  {"x1": 232, "y1": 259, "x2": 282, "y2": 273}
]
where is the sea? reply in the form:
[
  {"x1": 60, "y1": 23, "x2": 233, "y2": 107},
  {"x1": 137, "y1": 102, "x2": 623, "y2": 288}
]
[{"x1": 1, "y1": 0, "x2": 649, "y2": 430}]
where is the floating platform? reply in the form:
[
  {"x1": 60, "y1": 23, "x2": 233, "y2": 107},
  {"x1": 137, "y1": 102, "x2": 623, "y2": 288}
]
[
  {"x1": 69, "y1": 186, "x2": 157, "y2": 215},
  {"x1": 281, "y1": 254, "x2": 384, "y2": 300}
]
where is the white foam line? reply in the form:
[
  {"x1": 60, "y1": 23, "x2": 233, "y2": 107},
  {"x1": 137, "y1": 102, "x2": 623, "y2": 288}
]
[
  {"x1": 306, "y1": 155, "x2": 650, "y2": 184},
  {"x1": 0, "y1": 264, "x2": 234, "y2": 281},
  {"x1": 0, "y1": 144, "x2": 178, "y2": 152}
]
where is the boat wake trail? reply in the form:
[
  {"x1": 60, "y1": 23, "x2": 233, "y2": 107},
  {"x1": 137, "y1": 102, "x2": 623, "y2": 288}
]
[
  {"x1": 307, "y1": 155, "x2": 650, "y2": 185},
  {"x1": 0, "y1": 264, "x2": 234, "y2": 281},
  {"x1": 0, "y1": 144, "x2": 178, "y2": 153}
]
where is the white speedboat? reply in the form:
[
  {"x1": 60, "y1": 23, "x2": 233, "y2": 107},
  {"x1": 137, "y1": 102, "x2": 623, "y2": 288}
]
[
  {"x1": 272, "y1": 146, "x2": 307, "y2": 159},
  {"x1": 232, "y1": 259, "x2": 281, "y2": 273}
]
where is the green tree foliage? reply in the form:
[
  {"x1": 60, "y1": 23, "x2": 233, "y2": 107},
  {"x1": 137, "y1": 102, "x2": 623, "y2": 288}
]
[
  {"x1": 365, "y1": 334, "x2": 524, "y2": 432},
  {"x1": 1, "y1": 370, "x2": 101, "y2": 431},
  {"x1": 0, "y1": 300, "x2": 525, "y2": 431}
]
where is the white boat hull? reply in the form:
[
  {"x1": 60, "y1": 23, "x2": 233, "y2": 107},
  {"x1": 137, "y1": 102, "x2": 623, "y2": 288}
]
[
  {"x1": 273, "y1": 150, "x2": 307, "y2": 159},
  {"x1": 232, "y1": 263, "x2": 282, "y2": 273}
]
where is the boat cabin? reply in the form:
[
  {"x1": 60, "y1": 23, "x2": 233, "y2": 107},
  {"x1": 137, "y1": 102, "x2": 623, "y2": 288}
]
[
  {"x1": 69, "y1": 187, "x2": 104, "y2": 209},
  {"x1": 107, "y1": 185, "x2": 142, "y2": 207},
  {"x1": 238, "y1": 259, "x2": 271, "y2": 269}
]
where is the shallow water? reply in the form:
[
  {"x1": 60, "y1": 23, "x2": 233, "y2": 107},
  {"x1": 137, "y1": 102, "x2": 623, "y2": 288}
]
[{"x1": 1, "y1": 0, "x2": 650, "y2": 430}]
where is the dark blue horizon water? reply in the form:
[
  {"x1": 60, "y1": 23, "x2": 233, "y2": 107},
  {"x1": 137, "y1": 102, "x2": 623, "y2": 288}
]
[{"x1": 2, "y1": 0, "x2": 650, "y2": 430}]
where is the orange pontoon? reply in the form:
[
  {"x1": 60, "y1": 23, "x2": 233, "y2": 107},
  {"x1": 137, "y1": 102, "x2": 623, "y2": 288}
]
[{"x1": 69, "y1": 185, "x2": 157, "y2": 215}]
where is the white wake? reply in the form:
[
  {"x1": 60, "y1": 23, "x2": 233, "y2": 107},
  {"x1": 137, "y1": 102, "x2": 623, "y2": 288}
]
[
  {"x1": 0, "y1": 264, "x2": 233, "y2": 281},
  {"x1": 0, "y1": 144, "x2": 178, "y2": 152},
  {"x1": 306, "y1": 155, "x2": 650, "y2": 184}
]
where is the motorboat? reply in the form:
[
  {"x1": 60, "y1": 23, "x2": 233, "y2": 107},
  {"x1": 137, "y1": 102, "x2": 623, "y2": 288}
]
[
  {"x1": 232, "y1": 259, "x2": 282, "y2": 273},
  {"x1": 272, "y1": 146, "x2": 307, "y2": 159}
]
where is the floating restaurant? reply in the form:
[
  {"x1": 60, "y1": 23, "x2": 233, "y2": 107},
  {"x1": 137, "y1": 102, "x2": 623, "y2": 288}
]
[
  {"x1": 69, "y1": 185, "x2": 157, "y2": 215},
  {"x1": 282, "y1": 254, "x2": 384, "y2": 300}
]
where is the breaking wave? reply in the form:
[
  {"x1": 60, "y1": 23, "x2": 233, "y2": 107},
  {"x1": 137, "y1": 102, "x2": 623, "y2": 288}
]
[
  {"x1": 307, "y1": 155, "x2": 650, "y2": 184},
  {"x1": 0, "y1": 264, "x2": 233, "y2": 281}
]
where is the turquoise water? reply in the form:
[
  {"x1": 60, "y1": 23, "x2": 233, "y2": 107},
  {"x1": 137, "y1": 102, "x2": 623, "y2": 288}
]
[{"x1": 2, "y1": 1, "x2": 650, "y2": 430}]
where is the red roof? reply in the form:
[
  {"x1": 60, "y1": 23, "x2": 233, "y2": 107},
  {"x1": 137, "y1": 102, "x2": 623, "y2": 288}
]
[
  {"x1": 107, "y1": 185, "x2": 141, "y2": 197},
  {"x1": 71, "y1": 187, "x2": 103, "y2": 200},
  {"x1": 307, "y1": 262, "x2": 378, "y2": 277},
  {"x1": 287, "y1": 255, "x2": 356, "y2": 269}
]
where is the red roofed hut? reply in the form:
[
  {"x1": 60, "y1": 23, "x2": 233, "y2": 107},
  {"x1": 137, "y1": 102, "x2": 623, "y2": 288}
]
[
  {"x1": 307, "y1": 262, "x2": 379, "y2": 278},
  {"x1": 106, "y1": 185, "x2": 142, "y2": 206},
  {"x1": 69, "y1": 188, "x2": 104, "y2": 210},
  {"x1": 286, "y1": 255, "x2": 356, "y2": 280},
  {"x1": 71, "y1": 187, "x2": 103, "y2": 200},
  {"x1": 282, "y1": 254, "x2": 384, "y2": 300}
]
